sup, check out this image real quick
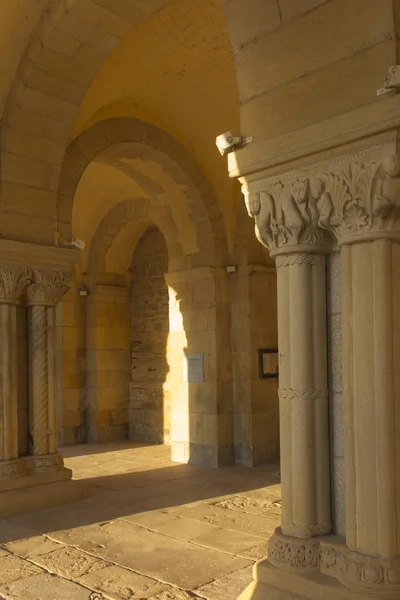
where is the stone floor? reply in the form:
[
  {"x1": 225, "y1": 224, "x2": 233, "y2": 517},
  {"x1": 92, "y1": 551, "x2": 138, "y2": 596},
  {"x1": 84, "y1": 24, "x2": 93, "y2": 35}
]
[{"x1": 0, "y1": 443, "x2": 281, "y2": 600}]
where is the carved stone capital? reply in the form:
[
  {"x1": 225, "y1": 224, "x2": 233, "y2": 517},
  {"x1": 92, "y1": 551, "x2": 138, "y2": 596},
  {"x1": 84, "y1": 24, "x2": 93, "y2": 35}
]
[
  {"x1": 26, "y1": 269, "x2": 71, "y2": 306},
  {"x1": 0, "y1": 262, "x2": 31, "y2": 304},
  {"x1": 243, "y1": 143, "x2": 400, "y2": 254}
]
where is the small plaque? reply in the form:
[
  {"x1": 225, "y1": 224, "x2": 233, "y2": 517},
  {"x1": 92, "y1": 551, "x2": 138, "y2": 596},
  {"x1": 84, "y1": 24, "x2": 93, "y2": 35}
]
[
  {"x1": 258, "y1": 348, "x2": 279, "y2": 380},
  {"x1": 183, "y1": 353, "x2": 204, "y2": 383}
]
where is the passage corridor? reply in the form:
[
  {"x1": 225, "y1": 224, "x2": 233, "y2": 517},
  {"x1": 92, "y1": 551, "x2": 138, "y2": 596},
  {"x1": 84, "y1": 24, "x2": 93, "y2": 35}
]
[{"x1": 0, "y1": 444, "x2": 280, "y2": 600}]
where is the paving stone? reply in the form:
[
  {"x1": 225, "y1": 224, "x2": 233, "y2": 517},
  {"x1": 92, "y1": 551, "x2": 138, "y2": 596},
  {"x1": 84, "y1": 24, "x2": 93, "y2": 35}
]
[
  {"x1": 78, "y1": 564, "x2": 169, "y2": 600},
  {"x1": 0, "y1": 520, "x2": 38, "y2": 544},
  {"x1": 31, "y1": 546, "x2": 109, "y2": 580},
  {"x1": 119, "y1": 510, "x2": 175, "y2": 529},
  {"x1": 170, "y1": 503, "x2": 277, "y2": 537},
  {"x1": 0, "y1": 573, "x2": 94, "y2": 599},
  {"x1": 192, "y1": 528, "x2": 264, "y2": 555},
  {"x1": 0, "y1": 554, "x2": 43, "y2": 585},
  {"x1": 196, "y1": 566, "x2": 254, "y2": 600},
  {"x1": 150, "y1": 589, "x2": 194, "y2": 600},
  {"x1": 51, "y1": 520, "x2": 251, "y2": 590},
  {"x1": 213, "y1": 496, "x2": 281, "y2": 517},
  {"x1": 237, "y1": 543, "x2": 267, "y2": 561},
  {"x1": 149, "y1": 516, "x2": 220, "y2": 541},
  {"x1": 5, "y1": 535, "x2": 63, "y2": 558},
  {"x1": 0, "y1": 444, "x2": 281, "y2": 600}
]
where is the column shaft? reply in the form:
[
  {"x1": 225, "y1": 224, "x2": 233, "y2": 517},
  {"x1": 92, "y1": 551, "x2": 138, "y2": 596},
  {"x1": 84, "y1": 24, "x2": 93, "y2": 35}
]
[
  {"x1": 277, "y1": 254, "x2": 331, "y2": 538},
  {"x1": 342, "y1": 239, "x2": 400, "y2": 558},
  {"x1": 0, "y1": 304, "x2": 19, "y2": 461},
  {"x1": 29, "y1": 306, "x2": 50, "y2": 455}
]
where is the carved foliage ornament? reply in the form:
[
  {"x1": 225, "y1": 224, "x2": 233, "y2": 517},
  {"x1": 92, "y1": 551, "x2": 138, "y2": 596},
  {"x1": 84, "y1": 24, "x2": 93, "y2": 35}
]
[
  {"x1": 245, "y1": 153, "x2": 400, "y2": 252},
  {"x1": 0, "y1": 263, "x2": 31, "y2": 302},
  {"x1": 0, "y1": 264, "x2": 71, "y2": 305},
  {"x1": 27, "y1": 269, "x2": 70, "y2": 305}
]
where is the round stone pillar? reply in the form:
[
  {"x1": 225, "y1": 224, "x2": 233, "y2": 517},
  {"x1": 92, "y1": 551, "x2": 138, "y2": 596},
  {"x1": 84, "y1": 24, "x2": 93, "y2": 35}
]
[
  {"x1": 0, "y1": 263, "x2": 30, "y2": 476},
  {"x1": 276, "y1": 252, "x2": 331, "y2": 540},
  {"x1": 342, "y1": 238, "x2": 400, "y2": 559},
  {"x1": 27, "y1": 269, "x2": 69, "y2": 468},
  {"x1": 238, "y1": 143, "x2": 400, "y2": 600}
]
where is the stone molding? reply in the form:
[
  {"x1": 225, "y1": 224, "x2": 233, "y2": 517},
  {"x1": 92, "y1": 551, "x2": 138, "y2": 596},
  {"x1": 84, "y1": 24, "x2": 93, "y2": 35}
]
[
  {"x1": 0, "y1": 262, "x2": 31, "y2": 304},
  {"x1": 0, "y1": 239, "x2": 78, "y2": 271},
  {"x1": 279, "y1": 388, "x2": 329, "y2": 401},
  {"x1": 0, "y1": 453, "x2": 64, "y2": 479},
  {"x1": 268, "y1": 529, "x2": 400, "y2": 598},
  {"x1": 243, "y1": 143, "x2": 400, "y2": 255},
  {"x1": 320, "y1": 540, "x2": 400, "y2": 597},
  {"x1": 275, "y1": 254, "x2": 325, "y2": 267},
  {"x1": 283, "y1": 522, "x2": 331, "y2": 539},
  {"x1": 26, "y1": 269, "x2": 71, "y2": 306},
  {"x1": 268, "y1": 529, "x2": 320, "y2": 573}
]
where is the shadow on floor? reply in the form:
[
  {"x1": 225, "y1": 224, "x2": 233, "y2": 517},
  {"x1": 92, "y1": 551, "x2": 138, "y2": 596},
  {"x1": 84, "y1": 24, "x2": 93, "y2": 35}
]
[{"x1": 1, "y1": 444, "x2": 280, "y2": 544}]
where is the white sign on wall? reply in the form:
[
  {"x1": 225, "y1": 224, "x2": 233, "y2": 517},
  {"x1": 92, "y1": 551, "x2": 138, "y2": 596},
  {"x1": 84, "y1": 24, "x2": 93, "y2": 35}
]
[{"x1": 183, "y1": 354, "x2": 204, "y2": 383}]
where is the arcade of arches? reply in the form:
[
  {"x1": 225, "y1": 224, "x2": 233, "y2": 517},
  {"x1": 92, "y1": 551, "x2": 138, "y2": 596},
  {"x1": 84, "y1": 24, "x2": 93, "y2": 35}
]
[{"x1": 0, "y1": 0, "x2": 399, "y2": 599}]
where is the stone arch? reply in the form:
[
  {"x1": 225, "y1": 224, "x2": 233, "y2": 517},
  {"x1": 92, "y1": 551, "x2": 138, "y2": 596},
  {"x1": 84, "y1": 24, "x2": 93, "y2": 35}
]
[
  {"x1": 85, "y1": 196, "x2": 181, "y2": 276},
  {"x1": 2, "y1": 0, "x2": 177, "y2": 149},
  {"x1": 0, "y1": 0, "x2": 240, "y2": 246},
  {"x1": 64, "y1": 118, "x2": 228, "y2": 267}
]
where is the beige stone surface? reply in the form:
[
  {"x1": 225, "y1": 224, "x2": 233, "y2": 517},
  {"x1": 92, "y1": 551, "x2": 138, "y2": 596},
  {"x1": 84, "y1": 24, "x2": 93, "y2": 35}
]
[{"x1": 0, "y1": 443, "x2": 280, "y2": 600}]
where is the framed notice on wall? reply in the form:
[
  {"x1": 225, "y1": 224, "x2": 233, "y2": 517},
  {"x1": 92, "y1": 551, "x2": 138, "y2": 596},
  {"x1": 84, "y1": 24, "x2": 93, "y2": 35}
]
[
  {"x1": 183, "y1": 353, "x2": 204, "y2": 383},
  {"x1": 258, "y1": 348, "x2": 279, "y2": 380}
]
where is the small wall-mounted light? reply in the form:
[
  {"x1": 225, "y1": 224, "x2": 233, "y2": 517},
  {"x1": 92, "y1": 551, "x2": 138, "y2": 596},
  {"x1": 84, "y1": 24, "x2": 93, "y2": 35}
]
[
  {"x1": 215, "y1": 131, "x2": 253, "y2": 156},
  {"x1": 377, "y1": 65, "x2": 400, "y2": 96},
  {"x1": 226, "y1": 265, "x2": 237, "y2": 273},
  {"x1": 79, "y1": 290, "x2": 88, "y2": 297}
]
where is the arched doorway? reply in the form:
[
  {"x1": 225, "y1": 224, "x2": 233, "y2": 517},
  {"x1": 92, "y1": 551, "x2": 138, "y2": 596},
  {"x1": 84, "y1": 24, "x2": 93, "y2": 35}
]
[{"x1": 130, "y1": 226, "x2": 170, "y2": 445}]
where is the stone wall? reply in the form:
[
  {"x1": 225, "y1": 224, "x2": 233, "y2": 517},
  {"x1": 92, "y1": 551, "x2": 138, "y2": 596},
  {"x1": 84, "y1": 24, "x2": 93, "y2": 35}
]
[
  {"x1": 327, "y1": 250, "x2": 345, "y2": 537},
  {"x1": 165, "y1": 267, "x2": 233, "y2": 468},
  {"x1": 130, "y1": 227, "x2": 169, "y2": 444},
  {"x1": 86, "y1": 284, "x2": 131, "y2": 444},
  {"x1": 59, "y1": 284, "x2": 86, "y2": 445},
  {"x1": 231, "y1": 263, "x2": 279, "y2": 466}
]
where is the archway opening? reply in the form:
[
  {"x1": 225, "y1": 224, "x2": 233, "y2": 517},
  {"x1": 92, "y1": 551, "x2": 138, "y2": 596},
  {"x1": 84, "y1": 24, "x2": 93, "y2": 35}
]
[{"x1": 130, "y1": 226, "x2": 170, "y2": 445}]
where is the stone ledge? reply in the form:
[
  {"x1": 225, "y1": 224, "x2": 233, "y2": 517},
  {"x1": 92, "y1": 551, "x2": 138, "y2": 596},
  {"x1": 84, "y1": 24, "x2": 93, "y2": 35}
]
[
  {"x1": 229, "y1": 96, "x2": 400, "y2": 180},
  {"x1": 0, "y1": 470, "x2": 83, "y2": 518},
  {"x1": 0, "y1": 239, "x2": 78, "y2": 271}
]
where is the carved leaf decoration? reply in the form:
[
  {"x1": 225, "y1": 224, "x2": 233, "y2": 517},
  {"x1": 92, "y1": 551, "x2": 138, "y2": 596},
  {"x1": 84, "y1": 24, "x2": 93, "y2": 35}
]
[
  {"x1": 322, "y1": 173, "x2": 352, "y2": 219},
  {"x1": 353, "y1": 162, "x2": 380, "y2": 221},
  {"x1": 343, "y1": 205, "x2": 369, "y2": 231},
  {"x1": 303, "y1": 224, "x2": 323, "y2": 245},
  {"x1": 277, "y1": 226, "x2": 289, "y2": 246}
]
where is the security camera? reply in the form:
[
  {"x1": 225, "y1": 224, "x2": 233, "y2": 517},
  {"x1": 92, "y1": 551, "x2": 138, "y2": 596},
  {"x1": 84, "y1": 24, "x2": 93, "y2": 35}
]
[
  {"x1": 215, "y1": 131, "x2": 253, "y2": 156},
  {"x1": 64, "y1": 239, "x2": 86, "y2": 250}
]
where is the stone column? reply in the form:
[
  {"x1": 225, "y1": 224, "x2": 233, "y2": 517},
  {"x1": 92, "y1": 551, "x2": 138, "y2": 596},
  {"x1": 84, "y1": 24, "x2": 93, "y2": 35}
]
[
  {"x1": 275, "y1": 252, "x2": 331, "y2": 541},
  {"x1": 26, "y1": 269, "x2": 70, "y2": 471},
  {"x1": 0, "y1": 263, "x2": 30, "y2": 477},
  {"x1": 238, "y1": 143, "x2": 400, "y2": 600},
  {"x1": 335, "y1": 236, "x2": 400, "y2": 587}
]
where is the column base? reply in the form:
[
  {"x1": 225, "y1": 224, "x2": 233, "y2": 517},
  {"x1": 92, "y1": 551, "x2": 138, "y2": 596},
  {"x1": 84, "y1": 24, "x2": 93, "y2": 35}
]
[
  {"x1": 238, "y1": 558, "x2": 375, "y2": 600},
  {"x1": 238, "y1": 529, "x2": 400, "y2": 600},
  {"x1": 0, "y1": 465, "x2": 83, "y2": 518}
]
